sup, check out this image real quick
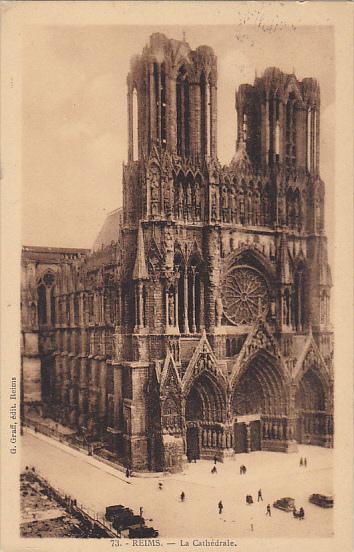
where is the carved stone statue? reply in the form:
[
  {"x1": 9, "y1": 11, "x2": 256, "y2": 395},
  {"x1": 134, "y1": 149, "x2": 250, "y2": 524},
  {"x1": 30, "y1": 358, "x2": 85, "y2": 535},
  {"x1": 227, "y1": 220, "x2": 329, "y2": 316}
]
[
  {"x1": 168, "y1": 292, "x2": 175, "y2": 326},
  {"x1": 254, "y1": 190, "x2": 261, "y2": 225},
  {"x1": 178, "y1": 185, "x2": 184, "y2": 218},
  {"x1": 195, "y1": 182, "x2": 201, "y2": 219},
  {"x1": 150, "y1": 171, "x2": 160, "y2": 215},
  {"x1": 163, "y1": 228, "x2": 174, "y2": 255},
  {"x1": 239, "y1": 190, "x2": 245, "y2": 223},
  {"x1": 30, "y1": 302, "x2": 37, "y2": 327},
  {"x1": 163, "y1": 179, "x2": 172, "y2": 215},
  {"x1": 211, "y1": 191, "x2": 217, "y2": 222},
  {"x1": 222, "y1": 186, "x2": 228, "y2": 222}
]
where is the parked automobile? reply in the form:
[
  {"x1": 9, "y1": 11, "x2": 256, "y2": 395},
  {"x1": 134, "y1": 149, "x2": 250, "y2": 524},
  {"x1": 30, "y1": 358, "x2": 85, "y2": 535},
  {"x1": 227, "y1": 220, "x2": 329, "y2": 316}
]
[
  {"x1": 112, "y1": 513, "x2": 145, "y2": 531},
  {"x1": 309, "y1": 494, "x2": 334, "y2": 508},
  {"x1": 105, "y1": 505, "x2": 129, "y2": 521},
  {"x1": 273, "y1": 497, "x2": 295, "y2": 512},
  {"x1": 128, "y1": 526, "x2": 159, "y2": 538}
]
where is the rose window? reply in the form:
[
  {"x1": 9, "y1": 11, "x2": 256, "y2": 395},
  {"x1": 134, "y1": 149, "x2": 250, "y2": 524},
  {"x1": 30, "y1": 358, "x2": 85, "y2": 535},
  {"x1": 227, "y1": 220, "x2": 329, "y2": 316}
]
[{"x1": 221, "y1": 265, "x2": 270, "y2": 325}]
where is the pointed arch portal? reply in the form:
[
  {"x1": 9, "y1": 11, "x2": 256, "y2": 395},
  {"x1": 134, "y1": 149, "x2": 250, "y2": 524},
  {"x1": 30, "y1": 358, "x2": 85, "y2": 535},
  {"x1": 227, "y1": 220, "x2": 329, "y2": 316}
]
[
  {"x1": 295, "y1": 367, "x2": 331, "y2": 446},
  {"x1": 231, "y1": 352, "x2": 289, "y2": 453},
  {"x1": 185, "y1": 371, "x2": 226, "y2": 460}
]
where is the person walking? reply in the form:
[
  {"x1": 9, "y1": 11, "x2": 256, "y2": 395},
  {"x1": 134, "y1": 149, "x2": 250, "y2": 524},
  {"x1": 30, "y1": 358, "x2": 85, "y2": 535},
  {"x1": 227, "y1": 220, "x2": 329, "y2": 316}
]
[
  {"x1": 299, "y1": 507, "x2": 305, "y2": 520},
  {"x1": 304, "y1": 457, "x2": 307, "y2": 467},
  {"x1": 218, "y1": 500, "x2": 223, "y2": 514},
  {"x1": 243, "y1": 465, "x2": 247, "y2": 475},
  {"x1": 300, "y1": 457, "x2": 303, "y2": 467},
  {"x1": 257, "y1": 489, "x2": 263, "y2": 502},
  {"x1": 266, "y1": 504, "x2": 271, "y2": 516},
  {"x1": 213, "y1": 455, "x2": 217, "y2": 465},
  {"x1": 126, "y1": 467, "x2": 130, "y2": 478},
  {"x1": 240, "y1": 465, "x2": 243, "y2": 475},
  {"x1": 180, "y1": 492, "x2": 185, "y2": 502},
  {"x1": 158, "y1": 482, "x2": 163, "y2": 490},
  {"x1": 211, "y1": 466, "x2": 217, "y2": 474}
]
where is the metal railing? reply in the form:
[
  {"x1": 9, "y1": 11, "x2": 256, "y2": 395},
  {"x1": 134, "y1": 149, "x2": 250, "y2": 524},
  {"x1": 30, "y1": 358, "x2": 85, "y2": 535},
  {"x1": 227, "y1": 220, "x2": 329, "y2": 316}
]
[{"x1": 22, "y1": 468, "x2": 121, "y2": 538}]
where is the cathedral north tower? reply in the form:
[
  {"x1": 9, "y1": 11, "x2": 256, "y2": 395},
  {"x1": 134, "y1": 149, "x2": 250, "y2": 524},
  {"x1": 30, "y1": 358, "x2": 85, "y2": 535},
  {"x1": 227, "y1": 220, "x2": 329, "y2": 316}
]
[{"x1": 127, "y1": 32, "x2": 217, "y2": 162}]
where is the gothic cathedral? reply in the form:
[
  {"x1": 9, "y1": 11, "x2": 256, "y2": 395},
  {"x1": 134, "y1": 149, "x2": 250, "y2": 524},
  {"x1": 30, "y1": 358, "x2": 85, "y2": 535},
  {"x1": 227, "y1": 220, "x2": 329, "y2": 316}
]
[{"x1": 21, "y1": 33, "x2": 333, "y2": 472}]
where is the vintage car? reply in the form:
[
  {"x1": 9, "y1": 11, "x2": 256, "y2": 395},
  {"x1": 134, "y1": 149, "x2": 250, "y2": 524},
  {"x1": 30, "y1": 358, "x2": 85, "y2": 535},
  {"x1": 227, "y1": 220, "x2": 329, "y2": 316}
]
[
  {"x1": 128, "y1": 526, "x2": 159, "y2": 538},
  {"x1": 309, "y1": 494, "x2": 334, "y2": 508},
  {"x1": 105, "y1": 505, "x2": 129, "y2": 521},
  {"x1": 112, "y1": 513, "x2": 145, "y2": 531},
  {"x1": 273, "y1": 497, "x2": 295, "y2": 512}
]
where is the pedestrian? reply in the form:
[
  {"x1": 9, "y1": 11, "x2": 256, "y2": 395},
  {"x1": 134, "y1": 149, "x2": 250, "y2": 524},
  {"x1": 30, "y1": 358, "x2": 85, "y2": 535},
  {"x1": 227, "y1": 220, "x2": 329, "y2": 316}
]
[
  {"x1": 158, "y1": 482, "x2": 163, "y2": 490},
  {"x1": 299, "y1": 507, "x2": 305, "y2": 520},
  {"x1": 180, "y1": 492, "x2": 185, "y2": 502},
  {"x1": 126, "y1": 467, "x2": 130, "y2": 478},
  {"x1": 240, "y1": 465, "x2": 243, "y2": 475},
  {"x1": 218, "y1": 500, "x2": 223, "y2": 514},
  {"x1": 139, "y1": 506, "x2": 143, "y2": 517},
  {"x1": 193, "y1": 455, "x2": 197, "y2": 463},
  {"x1": 214, "y1": 455, "x2": 217, "y2": 465},
  {"x1": 243, "y1": 465, "x2": 247, "y2": 475},
  {"x1": 300, "y1": 457, "x2": 303, "y2": 467},
  {"x1": 266, "y1": 504, "x2": 271, "y2": 516},
  {"x1": 257, "y1": 489, "x2": 263, "y2": 502},
  {"x1": 304, "y1": 457, "x2": 307, "y2": 467},
  {"x1": 250, "y1": 519, "x2": 254, "y2": 532},
  {"x1": 211, "y1": 466, "x2": 217, "y2": 474}
]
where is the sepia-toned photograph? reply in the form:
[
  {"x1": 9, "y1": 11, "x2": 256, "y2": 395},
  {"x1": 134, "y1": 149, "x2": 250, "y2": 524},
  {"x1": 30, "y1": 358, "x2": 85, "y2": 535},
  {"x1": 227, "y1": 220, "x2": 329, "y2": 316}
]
[{"x1": 1, "y1": 3, "x2": 353, "y2": 552}]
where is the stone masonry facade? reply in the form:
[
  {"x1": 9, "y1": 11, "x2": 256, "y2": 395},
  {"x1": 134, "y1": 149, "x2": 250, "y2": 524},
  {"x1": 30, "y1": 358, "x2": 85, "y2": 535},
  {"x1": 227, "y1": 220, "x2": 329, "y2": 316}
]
[{"x1": 21, "y1": 33, "x2": 333, "y2": 472}]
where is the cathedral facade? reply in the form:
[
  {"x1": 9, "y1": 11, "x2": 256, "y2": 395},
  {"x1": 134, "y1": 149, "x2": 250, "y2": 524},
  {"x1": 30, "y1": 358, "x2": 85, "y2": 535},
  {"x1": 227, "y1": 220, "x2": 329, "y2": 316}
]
[{"x1": 21, "y1": 33, "x2": 333, "y2": 472}]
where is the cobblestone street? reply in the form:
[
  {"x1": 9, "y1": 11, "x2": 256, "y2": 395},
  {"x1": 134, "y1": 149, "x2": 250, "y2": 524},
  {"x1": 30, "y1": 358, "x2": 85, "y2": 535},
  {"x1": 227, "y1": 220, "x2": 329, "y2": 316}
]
[{"x1": 22, "y1": 430, "x2": 333, "y2": 538}]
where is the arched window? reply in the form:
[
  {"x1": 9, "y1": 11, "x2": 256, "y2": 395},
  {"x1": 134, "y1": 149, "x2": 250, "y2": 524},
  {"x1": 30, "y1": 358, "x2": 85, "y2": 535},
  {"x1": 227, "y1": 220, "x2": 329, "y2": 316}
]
[
  {"x1": 74, "y1": 294, "x2": 79, "y2": 326},
  {"x1": 132, "y1": 88, "x2": 138, "y2": 160},
  {"x1": 200, "y1": 72, "x2": 209, "y2": 157},
  {"x1": 153, "y1": 62, "x2": 167, "y2": 149},
  {"x1": 285, "y1": 92, "x2": 297, "y2": 169},
  {"x1": 174, "y1": 253, "x2": 185, "y2": 333},
  {"x1": 194, "y1": 174, "x2": 203, "y2": 220},
  {"x1": 176, "y1": 66, "x2": 190, "y2": 156},
  {"x1": 283, "y1": 288, "x2": 291, "y2": 326},
  {"x1": 188, "y1": 256, "x2": 202, "y2": 333},
  {"x1": 51, "y1": 289, "x2": 56, "y2": 326},
  {"x1": 37, "y1": 284, "x2": 47, "y2": 325},
  {"x1": 294, "y1": 268, "x2": 306, "y2": 331},
  {"x1": 160, "y1": 63, "x2": 167, "y2": 149},
  {"x1": 293, "y1": 189, "x2": 300, "y2": 230},
  {"x1": 306, "y1": 107, "x2": 312, "y2": 171},
  {"x1": 37, "y1": 271, "x2": 55, "y2": 326},
  {"x1": 143, "y1": 285, "x2": 147, "y2": 327},
  {"x1": 320, "y1": 289, "x2": 330, "y2": 325}
]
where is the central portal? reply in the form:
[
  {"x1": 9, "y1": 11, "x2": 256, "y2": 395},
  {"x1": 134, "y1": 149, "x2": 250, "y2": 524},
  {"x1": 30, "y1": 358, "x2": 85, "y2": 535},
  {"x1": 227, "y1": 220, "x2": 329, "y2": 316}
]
[{"x1": 233, "y1": 418, "x2": 261, "y2": 454}]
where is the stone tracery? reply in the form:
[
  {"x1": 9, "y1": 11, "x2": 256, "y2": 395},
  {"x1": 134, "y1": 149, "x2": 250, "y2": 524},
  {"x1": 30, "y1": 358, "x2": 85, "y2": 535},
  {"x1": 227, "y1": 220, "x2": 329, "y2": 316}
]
[{"x1": 221, "y1": 265, "x2": 270, "y2": 325}]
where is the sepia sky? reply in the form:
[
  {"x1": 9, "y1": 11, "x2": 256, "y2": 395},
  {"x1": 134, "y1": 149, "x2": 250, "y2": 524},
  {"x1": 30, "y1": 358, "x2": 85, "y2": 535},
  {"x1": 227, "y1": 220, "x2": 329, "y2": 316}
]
[{"x1": 22, "y1": 24, "x2": 335, "y2": 254}]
